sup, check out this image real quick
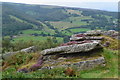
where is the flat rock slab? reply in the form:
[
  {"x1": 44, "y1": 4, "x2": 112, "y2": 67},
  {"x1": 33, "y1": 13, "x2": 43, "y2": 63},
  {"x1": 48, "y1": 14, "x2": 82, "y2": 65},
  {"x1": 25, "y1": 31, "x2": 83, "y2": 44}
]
[
  {"x1": 70, "y1": 36, "x2": 104, "y2": 41},
  {"x1": 84, "y1": 30, "x2": 102, "y2": 36},
  {"x1": 41, "y1": 40, "x2": 101, "y2": 55}
]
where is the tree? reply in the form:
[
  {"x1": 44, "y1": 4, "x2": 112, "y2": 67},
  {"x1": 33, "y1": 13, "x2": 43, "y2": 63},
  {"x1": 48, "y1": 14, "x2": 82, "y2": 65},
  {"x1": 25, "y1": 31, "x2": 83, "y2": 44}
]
[{"x1": 2, "y1": 37, "x2": 13, "y2": 52}]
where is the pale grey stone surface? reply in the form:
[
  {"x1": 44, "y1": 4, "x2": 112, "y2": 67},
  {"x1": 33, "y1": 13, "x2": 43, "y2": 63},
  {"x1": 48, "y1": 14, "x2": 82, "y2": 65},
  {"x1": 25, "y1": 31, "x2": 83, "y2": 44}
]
[
  {"x1": 71, "y1": 30, "x2": 119, "y2": 39},
  {"x1": 40, "y1": 57, "x2": 105, "y2": 70},
  {"x1": 70, "y1": 36, "x2": 104, "y2": 41},
  {"x1": 85, "y1": 30, "x2": 102, "y2": 36},
  {"x1": 20, "y1": 46, "x2": 36, "y2": 53},
  {"x1": 41, "y1": 40, "x2": 101, "y2": 55}
]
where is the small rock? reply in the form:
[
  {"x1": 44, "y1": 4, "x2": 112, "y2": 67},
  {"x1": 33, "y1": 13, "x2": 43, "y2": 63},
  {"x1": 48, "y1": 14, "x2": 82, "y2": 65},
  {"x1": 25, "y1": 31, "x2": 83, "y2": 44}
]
[
  {"x1": 17, "y1": 68, "x2": 29, "y2": 73},
  {"x1": 103, "y1": 41, "x2": 110, "y2": 47}
]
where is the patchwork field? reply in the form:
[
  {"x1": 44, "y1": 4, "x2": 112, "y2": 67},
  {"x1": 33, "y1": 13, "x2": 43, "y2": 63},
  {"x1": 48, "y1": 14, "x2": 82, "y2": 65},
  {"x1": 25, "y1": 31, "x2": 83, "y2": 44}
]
[
  {"x1": 69, "y1": 28, "x2": 91, "y2": 33},
  {"x1": 50, "y1": 16, "x2": 93, "y2": 30}
]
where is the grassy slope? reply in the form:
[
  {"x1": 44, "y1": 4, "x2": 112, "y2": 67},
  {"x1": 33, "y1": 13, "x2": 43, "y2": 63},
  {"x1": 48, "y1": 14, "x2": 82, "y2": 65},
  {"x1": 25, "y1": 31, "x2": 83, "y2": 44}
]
[
  {"x1": 9, "y1": 15, "x2": 38, "y2": 29},
  {"x1": 80, "y1": 49, "x2": 118, "y2": 78},
  {"x1": 10, "y1": 15, "x2": 56, "y2": 35},
  {"x1": 2, "y1": 48, "x2": 118, "y2": 78},
  {"x1": 22, "y1": 29, "x2": 43, "y2": 34},
  {"x1": 69, "y1": 28, "x2": 90, "y2": 33}
]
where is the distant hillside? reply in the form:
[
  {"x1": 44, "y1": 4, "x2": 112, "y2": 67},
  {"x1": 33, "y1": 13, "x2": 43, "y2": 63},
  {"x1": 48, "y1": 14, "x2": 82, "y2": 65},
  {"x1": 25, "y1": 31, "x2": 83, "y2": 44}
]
[{"x1": 2, "y1": 2, "x2": 118, "y2": 36}]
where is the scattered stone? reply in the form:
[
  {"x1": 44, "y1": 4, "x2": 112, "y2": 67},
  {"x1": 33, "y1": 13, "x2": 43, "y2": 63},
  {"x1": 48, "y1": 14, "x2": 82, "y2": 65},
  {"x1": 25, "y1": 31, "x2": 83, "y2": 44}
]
[
  {"x1": 103, "y1": 41, "x2": 110, "y2": 47},
  {"x1": 17, "y1": 68, "x2": 29, "y2": 73}
]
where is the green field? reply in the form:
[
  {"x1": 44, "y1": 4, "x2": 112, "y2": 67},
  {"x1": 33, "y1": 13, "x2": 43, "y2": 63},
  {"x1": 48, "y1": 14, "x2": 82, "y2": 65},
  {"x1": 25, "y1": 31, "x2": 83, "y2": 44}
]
[
  {"x1": 69, "y1": 28, "x2": 91, "y2": 33},
  {"x1": 12, "y1": 35, "x2": 63, "y2": 43},
  {"x1": 22, "y1": 29, "x2": 55, "y2": 35},
  {"x1": 61, "y1": 30, "x2": 73, "y2": 36},
  {"x1": 63, "y1": 16, "x2": 93, "y2": 22},
  {"x1": 22, "y1": 29, "x2": 43, "y2": 34}
]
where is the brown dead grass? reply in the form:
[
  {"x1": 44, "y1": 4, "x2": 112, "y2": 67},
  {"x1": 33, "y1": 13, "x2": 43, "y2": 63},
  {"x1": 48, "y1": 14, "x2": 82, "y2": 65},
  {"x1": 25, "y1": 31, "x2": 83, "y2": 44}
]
[{"x1": 101, "y1": 35, "x2": 119, "y2": 50}]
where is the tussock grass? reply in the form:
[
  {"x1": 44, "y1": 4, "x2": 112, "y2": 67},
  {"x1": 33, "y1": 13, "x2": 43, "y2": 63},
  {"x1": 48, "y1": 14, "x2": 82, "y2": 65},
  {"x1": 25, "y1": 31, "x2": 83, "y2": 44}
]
[
  {"x1": 2, "y1": 52, "x2": 41, "y2": 71},
  {"x1": 101, "y1": 35, "x2": 118, "y2": 50}
]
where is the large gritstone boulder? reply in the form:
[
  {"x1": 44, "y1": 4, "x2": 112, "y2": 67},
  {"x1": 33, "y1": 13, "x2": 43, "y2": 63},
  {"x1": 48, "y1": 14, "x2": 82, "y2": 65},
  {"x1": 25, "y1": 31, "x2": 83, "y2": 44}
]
[
  {"x1": 2, "y1": 46, "x2": 36, "y2": 60},
  {"x1": 40, "y1": 57, "x2": 105, "y2": 71},
  {"x1": 41, "y1": 40, "x2": 102, "y2": 55},
  {"x1": 20, "y1": 46, "x2": 36, "y2": 53},
  {"x1": 85, "y1": 30, "x2": 102, "y2": 36}
]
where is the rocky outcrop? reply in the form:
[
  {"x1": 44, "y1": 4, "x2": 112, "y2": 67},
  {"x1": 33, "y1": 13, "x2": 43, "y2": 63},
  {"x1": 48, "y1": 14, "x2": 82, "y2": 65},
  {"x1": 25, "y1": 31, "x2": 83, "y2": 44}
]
[
  {"x1": 70, "y1": 36, "x2": 104, "y2": 41},
  {"x1": 20, "y1": 46, "x2": 36, "y2": 53},
  {"x1": 41, "y1": 30, "x2": 106, "y2": 55},
  {"x1": 103, "y1": 30, "x2": 119, "y2": 39},
  {"x1": 85, "y1": 30, "x2": 102, "y2": 36},
  {"x1": 38, "y1": 30, "x2": 107, "y2": 71},
  {"x1": 70, "y1": 30, "x2": 119, "y2": 41},
  {"x1": 18, "y1": 30, "x2": 118, "y2": 72},
  {"x1": 40, "y1": 57, "x2": 105, "y2": 70},
  {"x1": 2, "y1": 46, "x2": 36, "y2": 60},
  {"x1": 41, "y1": 40, "x2": 101, "y2": 55}
]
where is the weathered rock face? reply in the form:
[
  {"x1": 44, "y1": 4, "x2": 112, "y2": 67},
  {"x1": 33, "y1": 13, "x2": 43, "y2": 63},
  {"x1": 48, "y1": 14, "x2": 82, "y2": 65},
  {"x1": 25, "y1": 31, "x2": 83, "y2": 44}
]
[
  {"x1": 2, "y1": 46, "x2": 36, "y2": 60},
  {"x1": 103, "y1": 30, "x2": 119, "y2": 39},
  {"x1": 67, "y1": 57, "x2": 105, "y2": 70},
  {"x1": 38, "y1": 30, "x2": 112, "y2": 71},
  {"x1": 2, "y1": 52, "x2": 17, "y2": 60},
  {"x1": 71, "y1": 30, "x2": 119, "y2": 40},
  {"x1": 70, "y1": 36, "x2": 104, "y2": 41},
  {"x1": 85, "y1": 30, "x2": 102, "y2": 36},
  {"x1": 41, "y1": 30, "x2": 107, "y2": 56},
  {"x1": 40, "y1": 57, "x2": 105, "y2": 70},
  {"x1": 20, "y1": 46, "x2": 36, "y2": 53},
  {"x1": 41, "y1": 40, "x2": 101, "y2": 55}
]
